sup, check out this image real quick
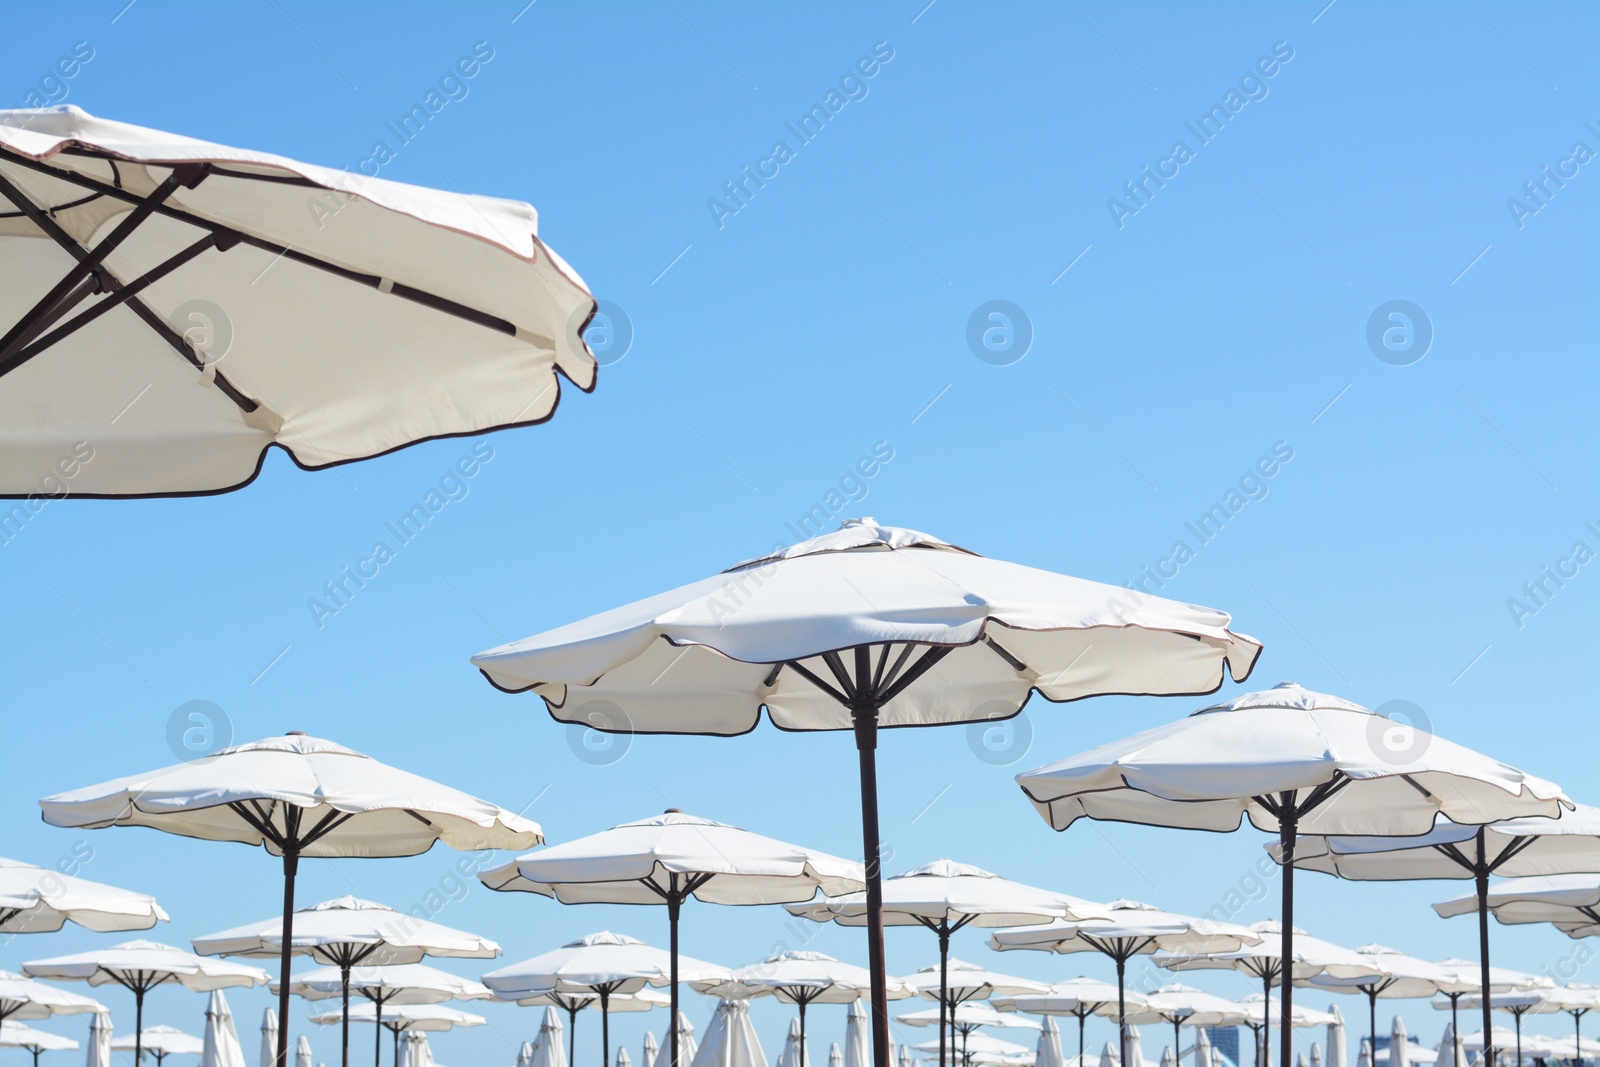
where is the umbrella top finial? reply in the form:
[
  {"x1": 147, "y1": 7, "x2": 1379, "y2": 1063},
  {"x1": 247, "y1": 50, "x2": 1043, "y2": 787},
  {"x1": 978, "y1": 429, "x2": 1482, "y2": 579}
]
[
  {"x1": 286, "y1": 731, "x2": 306, "y2": 736},
  {"x1": 724, "y1": 518, "x2": 977, "y2": 572},
  {"x1": 1193, "y1": 683, "x2": 1369, "y2": 718},
  {"x1": 664, "y1": 808, "x2": 681, "y2": 814}
]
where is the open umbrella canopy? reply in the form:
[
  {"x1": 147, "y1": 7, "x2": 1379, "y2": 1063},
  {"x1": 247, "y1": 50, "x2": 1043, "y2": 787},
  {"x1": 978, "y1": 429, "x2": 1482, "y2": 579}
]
[
  {"x1": 1306, "y1": 945, "x2": 1456, "y2": 1050},
  {"x1": 0, "y1": 858, "x2": 167, "y2": 935},
  {"x1": 22, "y1": 941, "x2": 269, "y2": 988},
  {"x1": 0, "y1": 105, "x2": 597, "y2": 498},
  {"x1": 903, "y1": 961, "x2": 1048, "y2": 1004},
  {"x1": 470, "y1": 517, "x2": 1261, "y2": 1067},
  {"x1": 698, "y1": 952, "x2": 903, "y2": 1004},
  {"x1": 505, "y1": 990, "x2": 668, "y2": 1012},
  {"x1": 1434, "y1": 873, "x2": 1600, "y2": 939},
  {"x1": 0, "y1": 973, "x2": 104, "y2": 1024},
  {"x1": 487, "y1": 933, "x2": 727, "y2": 998},
  {"x1": 309, "y1": 1004, "x2": 485, "y2": 1033},
  {"x1": 0, "y1": 1021, "x2": 81, "y2": 1052},
  {"x1": 1121, "y1": 985, "x2": 1250, "y2": 1029},
  {"x1": 113, "y1": 1026, "x2": 204, "y2": 1057},
  {"x1": 1235, "y1": 995, "x2": 1337, "y2": 1028},
  {"x1": 991, "y1": 979, "x2": 1134, "y2": 1018},
  {"x1": 196, "y1": 897, "x2": 501, "y2": 964},
  {"x1": 279, "y1": 964, "x2": 491, "y2": 1005},
  {"x1": 897, "y1": 1004, "x2": 1041, "y2": 1030},
  {"x1": 913, "y1": 1034, "x2": 1032, "y2": 1060}
]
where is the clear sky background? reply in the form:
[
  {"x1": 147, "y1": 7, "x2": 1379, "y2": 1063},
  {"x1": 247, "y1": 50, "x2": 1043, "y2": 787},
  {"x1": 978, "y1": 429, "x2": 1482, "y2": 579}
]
[{"x1": 3, "y1": 3, "x2": 1597, "y2": 1067}]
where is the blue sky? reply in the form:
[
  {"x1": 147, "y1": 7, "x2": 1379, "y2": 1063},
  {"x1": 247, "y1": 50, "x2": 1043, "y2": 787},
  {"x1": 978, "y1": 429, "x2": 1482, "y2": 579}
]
[{"x1": 3, "y1": 3, "x2": 1597, "y2": 1067}]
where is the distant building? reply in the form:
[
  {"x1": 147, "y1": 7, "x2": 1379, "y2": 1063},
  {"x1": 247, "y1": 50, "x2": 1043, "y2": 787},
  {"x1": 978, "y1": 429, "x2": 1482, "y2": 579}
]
[{"x1": 1207, "y1": 1027, "x2": 1241, "y2": 1067}]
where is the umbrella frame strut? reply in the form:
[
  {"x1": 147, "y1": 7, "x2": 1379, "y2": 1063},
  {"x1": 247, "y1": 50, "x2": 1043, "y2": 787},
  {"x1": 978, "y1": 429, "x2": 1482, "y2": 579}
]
[
  {"x1": 913, "y1": 914, "x2": 974, "y2": 1067},
  {"x1": 1073, "y1": 933, "x2": 1156, "y2": 1067},
  {"x1": 779, "y1": 642, "x2": 954, "y2": 1067},
  {"x1": 98, "y1": 966, "x2": 178, "y2": 1067},
  {"x1": 351, "y1": 986, "x2": 396, "y2": 1067},
  {"x1": 641, "y1": 871, "x2": 713, "y2": 1067},
  {"x1": 316, "y1": 943, "x2": 383, "y2": 1067},
  {"x1": 777, "y1": 985, "x2": 828, "y2": 1067}
]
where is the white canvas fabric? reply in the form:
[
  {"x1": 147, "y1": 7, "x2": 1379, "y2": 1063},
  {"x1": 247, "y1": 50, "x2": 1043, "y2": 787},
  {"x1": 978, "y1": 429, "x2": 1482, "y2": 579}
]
[
  {"x1": 84, "y1": 1012, "x2": 110, "y2": 1067},
  {"x1": 1327, "y1": 1006, "x2": 1346, "y2": 1067},
  {"x1": 196, "y1": 896, "x2": 500, "y2": 964},
  {"x1": 281, "y1": 964, "x2": 490, "y2": 1005},
  {"x1": 1235, "y1": 996, "x2": 1337, "y2": 1029},
  {"x1": 777, "y1": 1019, "x2": 809, "y2": 1067},
  {"x1": 1155, "y1": 922, "x2": 1379, "y2": 984},
  {"x1": 506, "y1": 989, "x2": 668, "y2": 1012},
  {"x1": 39, "y1": 733, "x2": 542, "y2": 857},
  {"x1": 24, "y1": 942, "x2": 268, "y2": 992},
  {"x1": 675, "y1": 1013, "x2": 698, "y2": 1067},
  {"x1": 903, "y1": 961, "x2": 1047, "y2": 1002},
  {"x1": 991, "y1": 901, "x2": 1263, "y2": 959},
  {"x1": 1433, "y1": 874, "x2": 1600, "y2": 939},
  {"x1": 830, "y1": 1045, "x2": 843, "y2": 1067},
  {"x1": 1035, "y1": 1020, "x2": 1066, "y2": 1067},
  {"x1": 622, "y1": 1049, "x2": 636, "y2": 1067},
  {"x1": 1388, "y1": 1018, "x2": 1407, "y2": 1067},
  {"x1": 308, "y1": 1004, "x2": 484, "y2": 1032},
  {"x1": 260, "y1": 1011, "x2": 277, "y2": 1067},
  {"x1": 0, "y1": 106, "x2": 596, "y2": 498},
  {"x1": 788, "y1": 860, "x2": 1099, "y2": 929},
  {"x1": 992, "y1": 979, "x2": 1139, "y2": 1018},
  {"x1": 1123, "y1": 986, "x2": 1250, "y2": 1029},
  {"x1": 689, "y1": 1000, "x2": 767, "y2": 1067},
  {"x1": 1124, "y1": 1029, "x2": 1142, "y2": 1067},
  {"x1": 1307, "y1": 946, "x2": 1456, "y2": 1000},
  {"x1": 520, "y1": 1039, "x2": 537, "y2": 1067},
  {"x1": 534, "y1": 1008, "x2": 567, "y2": 1067},
  {"x1": 1433, "y1": 1025, "x2": 1459, "y2": 1067},
  {"x1": 113, "y1": 1026, "x2": 204, "y2": 1056},
  {"x1": 486, "y1": 933, "x2": 728, "y2": 998},
  {"x1": 295, "y1": 1035, "x2": 313, "y2": 1067},
  {"x1": 896, "y1": 1004, "x2": 1040, "y2": 1031},
  {"x1": 472, "y1": 519, "x2": 1261, "y2": 732},
  {"x1": 918, "y1": 1035, "x2": 1033, "y2": 1061},
  {"x1": 1017, "y1": 684, "x2": 1569, "y2": 837},
  {"x1": 483, "y1": 811, "x2": 863, "y2": 904},
  {"x1": 845, "y1": 1002, "x2": 871, "y2": 1067},
  {"x1": 0, "y1": 1021, "x2": 81, "y2": 1053},
  {"x1": 0, "y1": 858, "x2": 167, "y2": 935},
  {"x1": 0, "y1": 972, "x2": 104, "y2": 1023},
  {"x1": 644, "y1": 1032, "x2": 660, "y2": 1067},
  {"x1": 695, "y1": 952, "x2": 910, "y2": 1003},
  {"x1": 202, "y1": 992, "x2": 249, "y2": 1067}
]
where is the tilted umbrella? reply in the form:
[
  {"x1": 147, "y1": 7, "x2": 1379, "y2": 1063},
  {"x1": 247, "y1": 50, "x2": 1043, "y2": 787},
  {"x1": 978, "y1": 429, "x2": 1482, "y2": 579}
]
[
  {"x1": 282, "y1": 963, "x2": 490, "y2": 1067},
  {"x1": 1304, "y1": 947, "x2": 1454, "y2": 1053},
  {"x1": 1, "y1": 1021, "x2": 80, "y2": 1067},
  {"x1": 789, "y1": 859, "x2": 1091, "y2": 1067},
  {"x1": 1015, "y1": 682, "x2": 1569, "y2": 1067},
  {"x1": 992, "y1": 978, "x2": 1134, "y2": 1066},
  {"x1": 201, "y1": 990, "x2": 248, "y2": 1067},
  {"x1": 39, "y1": 731, "x2": 541, "y2": 1067},
  {"x1": 1154, "y1": 921, "x2": 1377, "y2": 1067},
  {"x1": 309, "y1": 1003, "x2": 483, "y2": 1067},
  {"x1": 991, "y1": 900, "x2": 1260, "y2": 1066},
  {"x1": 504, "y1": 988, "x2": 666, "y2": 1067},
  {"x1": 1121, "y1": 985, "x2": 1250, "y2": 1065},
  {"x1": 24, "y1": 941, "x2": 268, "y2": 1067},
  {"x1": 0, "y1": 105, "x2": 597, "y2": 499},
  {"x1": 482, "y1": 809, "x2": 862, "y2": 1067},
  {"x1": 0, "y1": 972, "x2": 104, "y2": 1028},
  {"x1": 486, "y1": 932, "x2": 724, "y2": 1067},
  {"x1": 1434, "y1": 872, "x2": 1600, "y2": 940},
  {"x1": 1277, "y1": 803, "x2": 1600, "y2": 1065},
  {"x1": 471, "y1": 517, "x2": 1263, "y2": 1067},
  {"x1": 113, "y1": 1025, "x2": 204, "y2": 1066},
  {"x1": 197, "y1": 896, "x2": 501, "y2": 1067},
  {"x1": 695, "y1": 951, "x2": 910, "y2": 1067},
  {"x1": 0, "y1": 858, "x2": 167, "y2": 935}
]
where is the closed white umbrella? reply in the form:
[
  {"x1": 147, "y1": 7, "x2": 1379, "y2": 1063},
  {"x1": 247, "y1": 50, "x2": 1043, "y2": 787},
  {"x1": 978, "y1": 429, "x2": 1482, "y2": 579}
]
[
  {"x1": 898, "y1": 1046, "x2": 913, "y2": 1067},
  {"x1": 1388, "y1": 1018, "x2": 1407, "y2": 1067},
  {"x1": 1355, "y1": 1041, "x2": 1370, "y2": 1067},
  {"x1": 261, "y1": 1011, "x2": 277, "y2": 1067},
  {"x1": 115, "y1": 1026, "x2": 205, "y2": 1065},
  {"x1": 992, "y1": 900, "x2": 1260, "y2": 1067},
  {"x1": 487, "y1": 933, "x2": 721, "y2": 1067},
  {"x1": 201, "y1": 991, "x2": 248, "y2": 1067},
  {"x1": 0, "y1": 105, "x2": 596, "y2": 499},
  {"x1": 1327, "y1": 1007, "x2": 1345, "y2": 1067},
  {"x1": 41, "y1": 732, "x2": 540, "y2": 1067},
  {"x1": 24, "y1": 942, "x2": 268, "y2": 1067},
  {"x1": 1310, "y1": 1044, "x2": 1321, "y2": 1067},
  {"x1": 85, "y1": 1013, "x2": 110, "y2": 1067},
  {"x1": 199, "y1": 897, "x2": 501, "y2": 1067},
  {"x1": 1159, "y1": 1049, "x2": 1175, "y2": 1067},
  {"x1": 993, "y1": 978, "x2": 1133, "y2": 1067},
  {"x1": 694, "y1": 999, "x2": 765, "y2": 1067},
  {"x1": 1306, "y1": 947, "x2": 1455, "y2": 1054},
  {"x1": 1433, "y1": 1025, "x2": 1457, "y2": 1067},
  {"x1": 1191, "y1": 1029, "x2": 1208, "y2": 1067},
  {"x1": 1124, "y1": 1029, "x2": 1143, "y2": 1067},
  {"x1": 643, "y1": 1033, "x2": 659, "y2": 1067},
  {"x1": 1156, "y1": 921, "x2": 1377, "y2": 1067},
  {"x1": 1281, "y1": 804, "x2": 1600, "y2": 1065},
  {"x1": 472, "y1": 518, "x2": 1262, "y2": 1067},
  {"x1": 534, "y1": 1007, "x2": 568, "y2": 1067},
  {"x1": 1016, "y1": 682, "x2": 1568, "y2": 1067},
  {"x1": 621, "y1": 1049, "x2": 635, "y2": 1067},
  {"x1": 0, "y1": 859, "x2": 167, "y2": 936},
  {"x1": 831, "y1": 1046, "x2": 843, "y2": 1067},
  {"x1": 674, "y1": 1014, "x2": 697, "y2": 1067},
  {"x1": 846, "y1": 1003, "x2": 871, "y2": 1067},
  {"x1": 521, "y1": 1040, "x2": 538, "y2": 1067},
  {"x1": 777, "y1": 1019, "x2": 808, "y2": 1067},
  {"x1": 483, "y1": 810, "x2": 861, "y2": 1067},
  {"x1": 2, "y1": 1020, "x2": 81, "y2": 1067},
  {"x1": 296, "y1": 1036, "x2": 314, "y2": 1067},
  {"x1": 506, "y1": 989, "x2": 666, "y2": 1067},
  {"x1": 0, "y1": 973, "x2": 104, "y2": 1028},
  {"x1": 1034, "y1": 1021, "x2": 1065, "y2": 1067},
  {"x1": 789, "y1": 860, "x2": 1095, "y2": 1067},
  {"x1": 1124, "y1": 986, "x2": 1250, "y2": 1064}
]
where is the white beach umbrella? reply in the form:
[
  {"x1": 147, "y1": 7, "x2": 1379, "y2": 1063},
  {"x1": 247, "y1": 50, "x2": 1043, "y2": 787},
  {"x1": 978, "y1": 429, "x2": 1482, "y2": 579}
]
[
  {"x1": 697, "y1": 952, "x2": 909, "y2": 1064},
  {"x1": 309, "y1": 1003, "x2": 482, "y2": 1067},
  {"x1": 472, "y1": 517, "x2": 1262, "y2": 1067},
  {"x1": 1432, "y1": 1025, "x2": 1458, "y2": 1067},
  {"x1": 1388, "y1": 1018, "x2": 1407, "y2": 1067},
  {"x1": 902, "y1": 966, "x2": 1046, "y2": 1067},
  {"x1": 114, "y1": 1026, "x2": 205, "y2": 1065},
  {"x1": 897, "y1": 1005, "x2": 1040, "y2": 1031},
  {"x1": 1, "y1": 1021, "x2": 81, "y2": 1067},
  {"x1": 40, "y1": 732, "x2": 540, "y2": 1067},
  {"x1": 521, "y1": 1040, "x2": 538, "y2": 1067},
  {"x1": 1355, "y1": 1040, "x2": 1370, "y2": 1067},
  {"x1": 789, "y1": 860, "x2": 1095, "y2": 1067},
  {"x1": 1515, "y1": 986, "x2": 1600, "y2": 1067},
  {"x1": 487, "y1": 933, "x2": 722, "y2": 1067},
  {"x1": 689, "y1": 1000, "x2": 765, "y2": 1067},
  {"x1": 1305, "y1": 947, "x2": 1454, "y2": 1053},
  {"x1": 675, "y1": 1014, "x2": 697, "y2": 1067},
  {"x1": 0, "y1": 105, "x2": 596, "y2": 499},
  {"x1": 1033, "y1": 1021, "x2": 1065, "y2": 1067},
  {"x1": 483, "y1": 809, "x2": 861, "y2": 1067},
  {"x1": 198, "y1": 897, "x2": 500, "y2": 1067},
  {"x1": 261, "y1": 1011, "x2": 277, "y2": 1067},
  {"x1": 1438, "y1": 995, "x2": 1550, "y2": 1067},
  {"x1": 846, "y1": 1002, "x2": 871, "y2": 1067},
  {"x1": 1016, "y1": 682, "x2": 1568, "y2": 1067},
  {"x1": 534, "y1": 1007, "x2": 568, "y2": 1067},
  {"x1": 85, "y1": 1012, "x2": 110, "y2": 1067},
  {"x1": 1191, "y1": 1029, "x2": 1209, "y2": 1067},
  {"x1": 831, "y1": 1045, "x2": 843, "y2": 1067},
  {"x1": 1310, "y1": 1044, "x2": 1321, "y2": 1067},
  {"x1": 644, "y1": 1033, "x2": 659, "y2": 1067},
  {"x1": 0, "y1": 858, "x2": 167, "y2": 936},
  {"x1": 296, "y1": 1036, "x2": 313, "y2": 1067},
  {"x1": 1424, "y1": 961, "x2": 1548, "y2": 1065},
  {"x1": 621, "y1": 1049, "x2": 634, "y2": 1067},
  {"x1": 0, "y1": 973, "x2": 104, "y2": 1028},
  {"x1": 24, "y1": 941, "x2": 268, "y2": 1067},
  {"x1": 1279, "y1": 804, "x2": 1600, "y2": 1063},
  {"x1": 991, "y1": 900, "x2": 1260, "y2": 1066},
  {"x1": 993, "y1": 978, "x2": 1132, "y2": 1067},
  {"x1": 1236, "y1": 995, "x2": 1338, "y2": 1030},
  {"x1": 1327, "y1": 1007, "x2": 1346, "y2": 1067},
  {"x1": 916, "y1": 1034, "x2": 1032, "y2": 1067},
  {"x1": 287, "y1": 964, "x2": 489, "y2": 1067},
  {"x1": 1435, "y1": 873, "x2": 1600, "y2": 940},
  {"x1": 1124, "y1": 1029, "x2": 1143, "y2": 1067},
  {"x1": 202, "y1": 991, "x2": 248, "y2": 1067},
  {"x1": 505, "y1": 989, "x2": 666, "y2": 1067},
  {"x1": 777, "y1": 1019, "x2": 808, "y2": 1067},
  {"x1": 1123, "y1": 985, "x2": 1250, "y2": 1063}
]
